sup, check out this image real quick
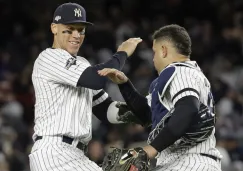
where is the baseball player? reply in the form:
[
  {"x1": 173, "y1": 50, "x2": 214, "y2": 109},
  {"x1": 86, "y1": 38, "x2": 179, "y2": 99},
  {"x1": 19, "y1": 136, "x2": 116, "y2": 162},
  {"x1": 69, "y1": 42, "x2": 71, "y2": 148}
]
[
  {"x1": 99, "y1": 24, "x2": 222, "y2": 170},
  {"x1": 29, "y1": 2, "x2": 142, "y2": 171}
]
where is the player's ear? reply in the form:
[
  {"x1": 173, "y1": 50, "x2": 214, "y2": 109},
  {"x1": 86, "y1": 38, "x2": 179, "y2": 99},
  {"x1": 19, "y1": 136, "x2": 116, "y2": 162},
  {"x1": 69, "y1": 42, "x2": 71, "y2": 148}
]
[
  {"x1": 51, "y1": 23, "x2": 58, "y2": 35},
  {"x1": 161, "y1": 45, "x2": 167, "y2": 58}
]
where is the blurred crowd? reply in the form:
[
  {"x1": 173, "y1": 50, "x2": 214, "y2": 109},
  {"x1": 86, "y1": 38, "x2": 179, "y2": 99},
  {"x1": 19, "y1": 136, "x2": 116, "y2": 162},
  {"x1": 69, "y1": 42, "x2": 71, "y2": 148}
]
[{"x1": 0, "y1": 0, "x2": 243, "y2": 170}]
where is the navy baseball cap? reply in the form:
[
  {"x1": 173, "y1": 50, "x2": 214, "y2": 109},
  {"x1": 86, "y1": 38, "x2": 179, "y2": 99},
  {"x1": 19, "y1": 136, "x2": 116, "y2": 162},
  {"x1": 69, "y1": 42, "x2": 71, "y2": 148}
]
[{"x1": 52, "y1": 3, "x2": 93, "y2": 26}]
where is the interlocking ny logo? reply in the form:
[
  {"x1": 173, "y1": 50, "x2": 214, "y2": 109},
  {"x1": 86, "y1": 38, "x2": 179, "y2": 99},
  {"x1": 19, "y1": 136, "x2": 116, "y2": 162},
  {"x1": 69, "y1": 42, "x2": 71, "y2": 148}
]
[{"x1": 74, "y1": 8, "x2": 82, "y2": 17}]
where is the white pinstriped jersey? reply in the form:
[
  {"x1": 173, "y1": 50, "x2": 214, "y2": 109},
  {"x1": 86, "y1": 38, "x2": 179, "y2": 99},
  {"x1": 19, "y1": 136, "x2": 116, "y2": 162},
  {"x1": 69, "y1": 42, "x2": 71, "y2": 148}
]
[
  {"x1": 146, "y1": 61, "x2": 222, "y2": 165},
  {"x1": 32, "y1": 48, "x2": 108, "y2": 144}
]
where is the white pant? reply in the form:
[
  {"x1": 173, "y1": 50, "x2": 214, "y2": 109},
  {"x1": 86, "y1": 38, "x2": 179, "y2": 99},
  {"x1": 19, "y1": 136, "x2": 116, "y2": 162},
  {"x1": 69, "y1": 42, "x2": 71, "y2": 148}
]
[
  {"x1": 29, "y1": 136, "x2": 102, "y2": 171},
  {"x1": 153, "y1": 153, "x2": 221, "y2": 171}
]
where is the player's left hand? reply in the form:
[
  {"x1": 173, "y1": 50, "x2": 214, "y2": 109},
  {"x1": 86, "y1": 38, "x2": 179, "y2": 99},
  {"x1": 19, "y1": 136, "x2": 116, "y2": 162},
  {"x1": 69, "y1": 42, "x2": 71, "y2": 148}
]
[
  {"x1": 102, "y1": 147, "x2": 150, "y2": 171},
  {"x1": 98, "y1": 68, "x2": 128, "y2": 84}
]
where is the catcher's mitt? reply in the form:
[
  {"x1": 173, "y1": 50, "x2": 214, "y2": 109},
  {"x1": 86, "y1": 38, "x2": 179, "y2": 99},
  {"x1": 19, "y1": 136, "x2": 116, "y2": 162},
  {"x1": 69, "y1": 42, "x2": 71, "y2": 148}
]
[{"x1": 102, "y1": 147, "x2": 150, "y2": 171}]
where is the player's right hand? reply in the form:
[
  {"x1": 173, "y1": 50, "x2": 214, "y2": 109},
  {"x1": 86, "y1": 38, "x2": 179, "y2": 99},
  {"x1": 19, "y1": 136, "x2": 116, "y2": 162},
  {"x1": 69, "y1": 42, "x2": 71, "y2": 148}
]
[
  {"x1": 117, "y1": 38, "x2": 142, "y2": 57},
  {"x1": 98, "y1": 68, "x2": 128, "y2": 84}
]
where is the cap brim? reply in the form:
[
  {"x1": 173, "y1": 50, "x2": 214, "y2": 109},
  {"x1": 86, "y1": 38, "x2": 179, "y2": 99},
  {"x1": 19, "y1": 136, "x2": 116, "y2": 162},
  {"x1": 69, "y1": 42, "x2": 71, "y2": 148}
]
[{"x1": 62, "y1": 20, "x2": 93, "y2": 26}]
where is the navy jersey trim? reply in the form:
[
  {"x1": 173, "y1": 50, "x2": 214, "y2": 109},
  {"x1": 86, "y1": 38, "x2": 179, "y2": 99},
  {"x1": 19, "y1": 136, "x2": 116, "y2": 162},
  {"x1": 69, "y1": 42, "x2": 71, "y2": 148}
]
[
  {"x1": 93, "y1": 90, "x2": 105, "y2": 101},
  {"x1": 172, "y1": 88, "x2": 200, "y2": 102}
]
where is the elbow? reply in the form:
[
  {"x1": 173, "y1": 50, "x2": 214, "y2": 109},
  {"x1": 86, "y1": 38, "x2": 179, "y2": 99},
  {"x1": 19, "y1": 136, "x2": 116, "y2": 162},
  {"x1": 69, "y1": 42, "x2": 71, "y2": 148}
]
[
  {"x1": 92, "y1": 79, "x2": 107, "y2": 90},
  {"x1": 167, "y1": 109, "x2": 198, "y2": 138},
  {"x1": 167, "y1": 96, "x2": 200, "y2": 139},
  {"x1": 76, "y1": 81, "x2": 105, "y2": 90},
  {"x1": 167, "y1": 125, "x2": 185, "y2": 139},
  {"x1": 92, "y1": 83, "x2": 105, "y2": 90}
]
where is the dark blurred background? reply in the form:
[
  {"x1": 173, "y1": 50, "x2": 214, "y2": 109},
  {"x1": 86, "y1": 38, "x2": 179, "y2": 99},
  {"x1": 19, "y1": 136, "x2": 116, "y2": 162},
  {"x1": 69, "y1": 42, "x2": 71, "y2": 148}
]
[{"x1": 0, "y1": 0, "x2": 243, "y2": 170}]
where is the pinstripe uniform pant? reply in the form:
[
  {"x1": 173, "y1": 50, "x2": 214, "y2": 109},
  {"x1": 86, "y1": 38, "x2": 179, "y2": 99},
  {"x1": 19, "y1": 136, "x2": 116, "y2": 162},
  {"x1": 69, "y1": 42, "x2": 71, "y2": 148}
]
[
  {"x1": 153, "y1": 153, "x2": 221, "y2": 171},
  {"x1": 29, "y1": 136, "x2": 102, "y2": 171}
]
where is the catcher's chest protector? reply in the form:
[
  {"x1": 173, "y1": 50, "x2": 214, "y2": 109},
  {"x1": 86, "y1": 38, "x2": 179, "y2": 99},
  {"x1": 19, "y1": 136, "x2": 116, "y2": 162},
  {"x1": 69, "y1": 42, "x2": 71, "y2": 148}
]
[{"x1": 149, "y1": 66, "x2": 176, "y2": 129}]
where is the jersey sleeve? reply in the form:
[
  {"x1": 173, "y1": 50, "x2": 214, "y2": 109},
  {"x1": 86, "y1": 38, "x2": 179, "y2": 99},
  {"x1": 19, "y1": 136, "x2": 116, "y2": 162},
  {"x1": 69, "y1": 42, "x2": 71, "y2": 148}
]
[
  {"x1": 169, "y1": 67, "x2": 200, "y2": 106},
  {"x1": 37, "y1": 49, "x2": 90, "y2": 87},
  {"x1": 92, "y1": 89, "x2": 109, "y2": 107}
]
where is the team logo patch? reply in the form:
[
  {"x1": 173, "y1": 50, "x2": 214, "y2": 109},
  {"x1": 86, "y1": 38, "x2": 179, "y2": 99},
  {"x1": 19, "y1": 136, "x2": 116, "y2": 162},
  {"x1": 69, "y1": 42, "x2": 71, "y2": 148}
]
[
  {"x1": 74, "y1": 8, "x2": 82, "y2": 17},
  {"x1": 65, "y1": 57, "x2": 76, "y2": 69}
]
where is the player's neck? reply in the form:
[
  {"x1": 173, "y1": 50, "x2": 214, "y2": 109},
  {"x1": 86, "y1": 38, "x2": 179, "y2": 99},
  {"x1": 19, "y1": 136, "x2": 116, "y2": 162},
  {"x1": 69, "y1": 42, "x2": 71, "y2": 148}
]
[
  {"x1": 52, "y1": 42, "x2": 59, "y2": 49},
  {"x1": 52, "y1": 39, "x2": 62, "y2": 49},
  {"x1": 157, "y1": 55, "x2": 190, "y2": 74},
  {"x1": 171, "y1": 55, "x2": 190, "y2": 63}
]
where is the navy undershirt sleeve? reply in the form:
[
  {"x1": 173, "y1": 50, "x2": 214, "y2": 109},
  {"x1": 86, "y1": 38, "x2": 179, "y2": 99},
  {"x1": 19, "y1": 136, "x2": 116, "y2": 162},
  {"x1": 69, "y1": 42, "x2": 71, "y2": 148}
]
[
  {"x1": 118, "y1": 80, "x2": 152, "y2": 126},
  {"x1": 77, "y1": 51, "x2": 127, "y2": 90}
]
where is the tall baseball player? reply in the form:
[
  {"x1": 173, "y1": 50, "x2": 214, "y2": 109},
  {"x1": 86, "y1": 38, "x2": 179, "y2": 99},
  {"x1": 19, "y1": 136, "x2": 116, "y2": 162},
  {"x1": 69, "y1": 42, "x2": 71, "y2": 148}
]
[
  {"x1": 99, "y1": 24, "x2": 222, "y2": 171},
  {"x1": 29, "y1": 2, "x2": 143, "y2": 171}
]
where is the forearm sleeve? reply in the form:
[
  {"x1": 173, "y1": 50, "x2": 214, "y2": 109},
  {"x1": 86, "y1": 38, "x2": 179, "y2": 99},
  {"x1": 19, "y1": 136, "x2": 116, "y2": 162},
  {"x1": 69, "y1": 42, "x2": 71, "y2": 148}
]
[
  {"x1": 77, "y1": 51, "x2": 127, "y2": 90},
  {"x1": 118, "y1": 80, "x2": 152, "y2": 125}
]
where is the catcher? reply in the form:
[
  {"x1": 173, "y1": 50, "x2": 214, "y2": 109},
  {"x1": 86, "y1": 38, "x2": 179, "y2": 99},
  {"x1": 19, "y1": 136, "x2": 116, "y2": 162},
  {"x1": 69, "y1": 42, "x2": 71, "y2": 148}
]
[{"x1": 100, "y1": 24, "x2": 222, "y2": 171}]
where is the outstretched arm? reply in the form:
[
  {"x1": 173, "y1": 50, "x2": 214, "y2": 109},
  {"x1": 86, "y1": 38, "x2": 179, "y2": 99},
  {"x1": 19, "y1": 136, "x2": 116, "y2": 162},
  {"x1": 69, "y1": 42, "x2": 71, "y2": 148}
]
[
  {"x1": 77, "y1": 38, "x2": 142, "y2": 90},
  {"x1": 39, "y1": 38, "x2": 142, "y2": 90}
]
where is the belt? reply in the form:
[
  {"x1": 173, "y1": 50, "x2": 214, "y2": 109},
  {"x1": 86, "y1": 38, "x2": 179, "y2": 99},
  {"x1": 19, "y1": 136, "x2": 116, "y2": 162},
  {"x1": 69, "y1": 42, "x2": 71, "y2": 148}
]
[
  {"x1": 200, "y1": 153, "x2": 220, "y2": 162},
  {"x1": 35, "y1": 136, "x2": 87, "y2": 152}
]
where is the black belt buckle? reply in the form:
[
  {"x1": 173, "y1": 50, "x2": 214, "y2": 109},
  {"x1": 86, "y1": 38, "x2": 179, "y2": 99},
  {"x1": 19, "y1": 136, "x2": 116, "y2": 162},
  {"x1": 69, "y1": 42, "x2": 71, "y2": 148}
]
[{"x1": 63, "y1": 136, "x2": 87, "y2": 153}]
